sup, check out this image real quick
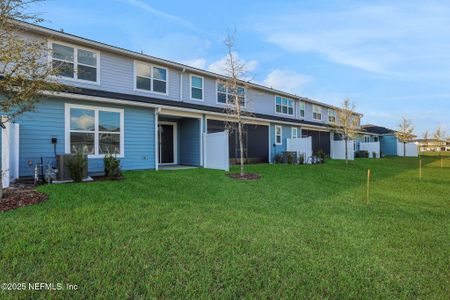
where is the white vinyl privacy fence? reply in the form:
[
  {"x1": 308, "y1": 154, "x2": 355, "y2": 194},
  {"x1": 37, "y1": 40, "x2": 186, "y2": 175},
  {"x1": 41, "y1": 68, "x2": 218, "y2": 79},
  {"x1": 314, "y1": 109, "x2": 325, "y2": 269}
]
[
  {"x1": 1, "y1": 122, "x2": 20, "y2": 188},
  {"x1": 360, "y1": 142, "x2": 380, "y2": 158},
  {"x1": 203, "y1": 131, "x2": 229, "y2": 171},
  {"x1": 286, "y1": 137, "x2": 312, "y2": 162},
  {"x1": 331, "y1": 140, "x2": 355, "y2": 160},
  {"x1": 397, "y1": 141, "x2": 419, "y2": 157}
]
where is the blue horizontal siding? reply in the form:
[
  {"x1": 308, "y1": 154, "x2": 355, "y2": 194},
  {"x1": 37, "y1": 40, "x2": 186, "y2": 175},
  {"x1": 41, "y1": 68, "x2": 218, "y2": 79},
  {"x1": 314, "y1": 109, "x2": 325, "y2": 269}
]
[
  {"x1": 380, "y1": 135, "x2": 397, "y2": 156},
  {"x1": 179, "y1": 118, "x2": 201, "y2": 166},
  {"x1": 15, "y1": 98, "x2": 155, "y2": 177},
  {"x1": 270, "y1": 124, "x2": 301, "y2": 162}
]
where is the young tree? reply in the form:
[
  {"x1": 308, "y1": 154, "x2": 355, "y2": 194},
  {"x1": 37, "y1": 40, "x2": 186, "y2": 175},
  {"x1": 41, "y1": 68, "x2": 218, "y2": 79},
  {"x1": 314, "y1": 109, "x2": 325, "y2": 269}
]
[
  {"x1": 220, "y1": 31, "x2": 252, "y2": 177},
  {"x1": 334, "y1": 99, "x2": 360, "y2": 166},
  {"x1": 0, "y1": 0, "x2": 64, "y2": 123},
  {"x1": 395, "y1": 117, "x2": 415, "y2": 157},
  {"x1": 422, "y1": 130, "x2": 429, "y2": 152},
  {"x1": 433, "y1": 126, "x2": 446, "y2": 156}
]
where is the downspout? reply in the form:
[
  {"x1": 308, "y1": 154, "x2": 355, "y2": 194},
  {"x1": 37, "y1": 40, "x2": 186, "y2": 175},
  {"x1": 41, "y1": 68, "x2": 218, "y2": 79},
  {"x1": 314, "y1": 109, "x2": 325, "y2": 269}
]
[
  {"x1": 180, "y1": 67, "x2": 186, "y2": 102},
  {"x1": 154, "y1": 107, "x2": 161, "y2": 170}
]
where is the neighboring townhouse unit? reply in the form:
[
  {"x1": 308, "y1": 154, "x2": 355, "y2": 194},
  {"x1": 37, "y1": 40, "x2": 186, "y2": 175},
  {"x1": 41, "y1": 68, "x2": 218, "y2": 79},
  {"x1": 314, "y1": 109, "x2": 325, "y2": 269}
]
[
  {"x1": 361, "y1": 125, "x2": 418, "y2": 157},
  {"x1": 361, "y1": 125, "x2": 398, "y2": 156},
  {"x1": 3, "y1": 22, "x2": 363, "y2": 177}
]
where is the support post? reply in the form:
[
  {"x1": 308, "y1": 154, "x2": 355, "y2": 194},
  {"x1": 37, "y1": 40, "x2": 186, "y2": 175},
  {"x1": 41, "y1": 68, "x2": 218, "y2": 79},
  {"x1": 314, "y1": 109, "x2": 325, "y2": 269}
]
[
  {"x1": 366, "y1": 169, "x2": 371, "y2": 204},
  {"x1": 419, "y1": 159, "x2": 422, "y2": 180}
]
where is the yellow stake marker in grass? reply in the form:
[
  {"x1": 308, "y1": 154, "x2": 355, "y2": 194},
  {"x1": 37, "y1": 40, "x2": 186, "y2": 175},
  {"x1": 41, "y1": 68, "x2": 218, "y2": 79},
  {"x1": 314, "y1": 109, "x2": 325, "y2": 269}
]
[
  {"x1": 419, "y1": 159, "x2": 422, "y2": 180},
  {"x1": 367, "y1": 169, "x2": 371, "y2": 205}
]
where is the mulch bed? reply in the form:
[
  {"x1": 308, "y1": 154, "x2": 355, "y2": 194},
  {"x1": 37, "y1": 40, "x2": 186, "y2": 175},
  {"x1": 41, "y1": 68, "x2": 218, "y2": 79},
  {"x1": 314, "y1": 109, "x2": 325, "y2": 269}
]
[
  {"x1": 0, "y1": 183, "x2": 48, "y2": 212},
  {"x1": 91, "y1": 175, "x2": 124, "y2": 182},
  {"x1": 226, "y1": 173, "x2": 261, "y2": 180}
]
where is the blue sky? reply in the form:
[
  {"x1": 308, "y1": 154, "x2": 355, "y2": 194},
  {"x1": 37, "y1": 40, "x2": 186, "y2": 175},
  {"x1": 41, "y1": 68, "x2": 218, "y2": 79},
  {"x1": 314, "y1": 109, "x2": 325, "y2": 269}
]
[{"x1": 29, "y1": 0, "x2": 450, "y2": 136}]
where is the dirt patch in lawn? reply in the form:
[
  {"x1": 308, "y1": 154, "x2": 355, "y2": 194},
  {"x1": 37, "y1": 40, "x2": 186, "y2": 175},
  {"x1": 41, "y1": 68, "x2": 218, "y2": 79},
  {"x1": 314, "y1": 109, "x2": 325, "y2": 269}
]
[
  {"x1": 226, "y1": 173, "x2": 261, "y2": 180},
  {"x1": 0, "y1": 183, "x2": 48, "y2": 212}
]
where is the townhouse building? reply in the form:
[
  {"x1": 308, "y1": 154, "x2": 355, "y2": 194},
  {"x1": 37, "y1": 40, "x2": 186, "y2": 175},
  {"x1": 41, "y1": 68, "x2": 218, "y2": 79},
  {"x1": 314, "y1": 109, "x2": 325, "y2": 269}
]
[{"x1": 4, "y1": 22, "x2": 362, "y2": 177}]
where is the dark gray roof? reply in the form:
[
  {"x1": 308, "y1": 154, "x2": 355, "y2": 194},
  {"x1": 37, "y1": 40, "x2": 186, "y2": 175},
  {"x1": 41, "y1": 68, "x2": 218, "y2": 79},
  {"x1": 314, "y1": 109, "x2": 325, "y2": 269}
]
[
  {"x1": 63, "y1": 87, "x2": 332, "y2": 128},
  {"x1": 361, "y1": 124, "x2": 395, "y2": 135}
]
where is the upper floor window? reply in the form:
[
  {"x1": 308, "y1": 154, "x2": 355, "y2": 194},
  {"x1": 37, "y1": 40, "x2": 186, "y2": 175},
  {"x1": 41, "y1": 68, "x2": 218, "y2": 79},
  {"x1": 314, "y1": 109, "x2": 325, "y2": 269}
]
[
  {"x1": 190, "y1": 75, "x2": 203, "y2": 101},
  {"x1": 328, "y1": 109, "x2": 336, "y2": 123},
  {"x1": 135, "y1": 61, "x2": 168, "y2": 94},
  {"x1": 299, "y1": 102, "x2": 305, "y2": 118},
  {"x1": 65, "y1": 104, "x2": 124, "y2": 157},
  {"x1": 313, "y1": 105, "x2": 322, "y2": 120},
  {"x1": 217, "y1": 83, "x2": 245, "y2": 106},
  {"x1": 52, "y1": 42, "x2": 98, "y2": 83},
  {"x1": 275, "y1": 96, "x2": 294, "y2": 115}
]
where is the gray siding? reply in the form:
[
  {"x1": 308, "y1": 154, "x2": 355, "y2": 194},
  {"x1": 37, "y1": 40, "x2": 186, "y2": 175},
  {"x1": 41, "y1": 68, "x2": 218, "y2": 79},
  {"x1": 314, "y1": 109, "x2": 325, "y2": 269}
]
[{"x1": 23, "y1": 30, "x2": 338, "y2": 127}]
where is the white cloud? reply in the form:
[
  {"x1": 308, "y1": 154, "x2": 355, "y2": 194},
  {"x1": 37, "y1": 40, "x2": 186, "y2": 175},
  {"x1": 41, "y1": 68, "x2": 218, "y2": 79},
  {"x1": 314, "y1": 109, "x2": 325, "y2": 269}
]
[
  {"x1": 129, "y1": 33, "x2": 211, "y2": 63},
  {"x1": 249, "y1": 2, "x2": 450, "y2": 77},
  {"x1": 263, "y1": 70, "x2": 311, "y2": 94},
  {"x1": 208, "y1": 53, "x2": 258, "y2": 79},
  {"x1": 181, "y1": 58, "x2": 207, "y2": 69},
  {"x1": 118, "y1": 0, "x2": 197, "y2": 31}
]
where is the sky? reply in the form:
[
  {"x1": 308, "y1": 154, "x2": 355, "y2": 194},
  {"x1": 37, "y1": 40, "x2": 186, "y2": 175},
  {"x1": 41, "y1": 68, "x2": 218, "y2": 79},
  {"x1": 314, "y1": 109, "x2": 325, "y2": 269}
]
[{"x1": 28, "y1": 0, "x2": 450, "y2": 137}]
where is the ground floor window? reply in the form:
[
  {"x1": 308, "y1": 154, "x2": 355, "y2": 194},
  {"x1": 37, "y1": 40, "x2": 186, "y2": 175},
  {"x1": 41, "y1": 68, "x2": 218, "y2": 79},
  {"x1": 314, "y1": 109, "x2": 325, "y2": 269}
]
[
  {"x1": 291, "y1": 127, "x2": 298, "y2": 138},
  {"x1": 65, "y1": 104, "x2": 124, "y2": 157},
  {"x1": 275, "y1": 125, "x2": 282, "y2": 145}
]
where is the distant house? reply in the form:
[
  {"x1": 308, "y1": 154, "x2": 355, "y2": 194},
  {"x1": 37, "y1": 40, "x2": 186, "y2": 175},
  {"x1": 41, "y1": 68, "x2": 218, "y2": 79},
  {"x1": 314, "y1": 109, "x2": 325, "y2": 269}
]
[
  {"x1": 360, "y1": 125, "x2": 418, "y2": 157},
  {"x1": 416, "y1": 139, "x2": 450, "y2": 152},
  {"x1": 361, "y1": 125, "x2": 397, "y2": 156}
]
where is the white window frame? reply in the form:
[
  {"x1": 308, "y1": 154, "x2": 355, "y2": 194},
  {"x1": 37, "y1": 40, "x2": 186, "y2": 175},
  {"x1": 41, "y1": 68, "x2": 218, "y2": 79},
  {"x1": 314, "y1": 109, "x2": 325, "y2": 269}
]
[
  {"x1": 275, "y1": 125, "x2": 282, "y2": 145},
  {"x1": 190, "y1": 74, "x2": 204, "y2": 101},
  {"x1": 215, "y1": 81, "x2": 246, "y2": 108},
  {"x1": 313, "y1": 105, "x2": 322, "y2": 121},
  {"x1": 299, "y1": 101, "x2": 306, "y2": 118},
  {"x1": 291, "y1": 127, "x2": 298, "y2": 138},
  {"x1": 49, "y1": 40, "x2": 100, "y2": 85},
  {"x1": 328, "y1": 109, "x2": 336, "y2": 123},
  {"x1": 64, "y1": 103, "x2": 124, "y2": 158},
  {"x1": 275, "y1": 96, "x2": 294, "y2": 116},
  {"x1": 133, "y1": 60, "x2": 169, "y2": 96}
]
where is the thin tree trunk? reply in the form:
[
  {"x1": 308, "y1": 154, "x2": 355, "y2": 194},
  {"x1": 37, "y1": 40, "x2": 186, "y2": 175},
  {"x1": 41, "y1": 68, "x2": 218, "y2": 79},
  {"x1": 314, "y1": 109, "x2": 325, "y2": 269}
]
[
  {"x1": 404, "y1": 142, "x2": 406, "y2": 157},
  {"x1": 238, "y1": 122, "x2": 244, "y2": 176},
  {"x1": 345, "y1": 138, "x2": 348, "y2": 166}
]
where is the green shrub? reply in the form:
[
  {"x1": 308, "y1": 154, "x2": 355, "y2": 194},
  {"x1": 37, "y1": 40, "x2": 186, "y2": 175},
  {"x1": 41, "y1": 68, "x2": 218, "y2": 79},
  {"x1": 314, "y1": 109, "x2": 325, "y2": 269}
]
[
  {"x1": 316, "y1": 150, "x2": 325, "y2": 163},
  {"x1": 298, "y1": 153, "x2": 305, "y2": 164},
  {"x1": 286, "y1": 152, "x2": 296, "y2": 165},
  {"x1": 104, "y1": 153, "x2": 121, "y2": 177},
  {"x1": 274, "y1": 154, "x2": 283, "y2": 164},
  {"x1": 355, "y1": 150, "x2": 369, "y2": 158},
  {"x1": 67, "y1": 152, "x2": 87, "y2": 182}
]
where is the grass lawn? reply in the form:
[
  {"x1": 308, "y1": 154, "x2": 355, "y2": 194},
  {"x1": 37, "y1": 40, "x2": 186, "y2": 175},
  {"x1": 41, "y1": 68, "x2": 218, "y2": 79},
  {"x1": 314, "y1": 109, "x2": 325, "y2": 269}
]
[{"x1": 1, "y1": 157, "x2": 449, "y2": 299}]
